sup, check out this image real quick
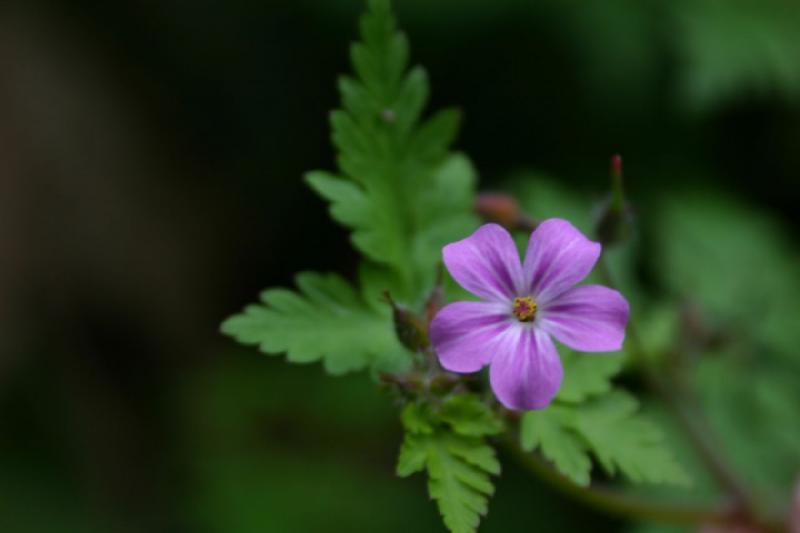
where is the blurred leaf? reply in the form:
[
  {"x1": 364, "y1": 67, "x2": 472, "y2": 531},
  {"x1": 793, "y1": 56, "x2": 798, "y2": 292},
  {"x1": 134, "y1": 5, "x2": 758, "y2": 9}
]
[
  {"x1": 633, "y1": 191, "x2": 800, "y2": 516},
  {"x1": 520, "y1": 405, "x2": 591, "y2": 487},
  {"x1": 399, "y1": 432, "x2": 498, "y2": 533},
  {"x1": 439, "y1": 394, "x2": 505, "y2": 437},
  {"x1": 306, "y1": 0, "x2": 478, "y2": 305},
  {"x1": 573, "y1": 391, "x2": 690, "y2": 486},
  {"x1": 556, "y1": 350, "x2": 625, "y2": 404},
  {"x1": 400, "y1": 401, "x2": 436, "y2": 435},
  {"x1": 656, "y1": 192, "x2": 800, "y2": 365},
  {"x1": 221, "y1": 272, "x2": 410, "y2": 375},
  {"x1": 673, "y1": 0, "x2": 800, "y2": 110},
  {"x1": 694, "y1": 357, "x2": 800, "y2": 500},
  {"x1": 521, "y1": 390, "x2": 690, "y2": 487},
  {"x1": 398, "y1": 397, "x2": 502, "y2": 533},
  {"x1": 507, "y1": 173, "x2": 593, "y2": 234}
]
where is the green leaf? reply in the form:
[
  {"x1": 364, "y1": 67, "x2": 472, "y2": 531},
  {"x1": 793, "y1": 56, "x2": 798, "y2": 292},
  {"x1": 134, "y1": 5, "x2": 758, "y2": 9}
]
[
  {"x1": 221, "y1": 272, "x2": 410, "y2": 375},
  {"x1": 396, "y1": 431, "x2": 430, "y2": 477},
  {"x1": 655, "y1": 191, "x2": 800, "y2": 498},
  {"x1": 439, "y1": 394, "x2": 505, "y2": 437},
  {"x1": 656, "y1": 192, "x2": 800, "y2": 365},
  {"x1": 520, "y1": 390, "x2": 689, "y2": 487},
  {"x1": 400, "y1": 403, "x2": 435, "y2": 435},
  {"x1": 672, "y1": 0, "x2": 800, "y2": 111},
  {"x1": 693, "y1": 357, "x2": 800, "y2": 498},
  {"x1": 397, "y1": 431, "x2": 499, "y2": 533},
  {"x1": 556, "y1": 350, "x2": 625, "y2": 403},
  {"x1": 573, "y1": 391, "x2": 691, "y2": 486},
  {"x1": 521, "y1": 406, "x2": 591, "y2": 486},
  {"x1": 398, "y1": 395, "x2": 502, "y2": 533},
  {"x1": 306, "y1": 0, "x2": 477, "y2": 304}
]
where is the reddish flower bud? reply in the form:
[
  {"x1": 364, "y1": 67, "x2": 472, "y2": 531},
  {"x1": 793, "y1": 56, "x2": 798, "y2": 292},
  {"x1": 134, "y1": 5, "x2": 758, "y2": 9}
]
[
  {"x1": 384, "y1": 292, "x2": 429, "y2": 352},
  {"x1": 595, "y1": 154, "x2": 632, "y2": 246},
  {"x1": 610, "y1": 153, "x2": 623, "y2": 176},
  {"x1": 475, "y1": 193, "x2": 521, "y2": 228}
]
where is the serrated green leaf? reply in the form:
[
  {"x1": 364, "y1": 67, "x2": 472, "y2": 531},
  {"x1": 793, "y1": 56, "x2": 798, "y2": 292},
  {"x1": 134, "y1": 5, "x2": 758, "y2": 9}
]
[
  {"x1": 557, "y1": 350, "x2": 625, "y2": 403},
  {"x1": 307, "y1": 0, "x2": 477, "y2": 304},
  {"x1": 439, "y1": 394, "x2": 504, "y2": 437},
  {"x1": 401, "y1": 403, "x2": 435, "y2": 435},
  {"x1": 221, "y1": 272, "x2": 410, "y2": 375},
  {"x1": 397, "y1": 429, "x2": 498, "y2": 533},
  {"x1": 397, "y1": 432, "x2": 429, "y2": 477},
  {"x1": 444, "y1": 436, "x2": 501, "y2": 477},
  {"x1": 573, "y1": 391, "x2": 691, "y2": 486},
  {"x1": 398, "y1": 394, "x2": 502, "y2": 533},
  {"x1": 520, "y1": 407, "x2": 591, "y2": 487},
  {"x1": 520, "y1": 389, "x2": 689, "y2": 487}
]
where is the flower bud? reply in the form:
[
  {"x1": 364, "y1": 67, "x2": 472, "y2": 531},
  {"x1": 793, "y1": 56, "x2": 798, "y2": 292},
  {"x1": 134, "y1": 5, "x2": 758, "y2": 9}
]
[
  {"x1": 475, "y1": 193, "x2": 521, "y2": 228},
  {"x1": 595, "y1": 154, "x2": 633, "y2": 246},
  {"x1": 384, "y1": 292, "x2": 430, "y2": 352}
]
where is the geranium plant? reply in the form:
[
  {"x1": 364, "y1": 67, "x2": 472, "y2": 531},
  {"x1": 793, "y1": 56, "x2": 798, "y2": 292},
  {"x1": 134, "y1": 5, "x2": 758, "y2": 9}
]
[{"x1": 222, "y1": 2, "x2": 796, "y2": 531}]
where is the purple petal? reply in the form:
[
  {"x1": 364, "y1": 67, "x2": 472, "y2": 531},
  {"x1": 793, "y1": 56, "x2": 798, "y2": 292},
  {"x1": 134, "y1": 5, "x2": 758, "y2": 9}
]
[
  {"x1": 443, "y1": 224, "x2": 524, "y2": 302},
  {"x1": 430, "y1": 301, "x2": 513, "y2": 373},
  {"x1": 489, "y1": 326, "x2": 563, "y2": 410},
  {"x1": 522, "y1": 219, "x2": 601, "y2": 303},
  {"x1": 539, "y1": 285, "x2": 629, "y2": 352}
]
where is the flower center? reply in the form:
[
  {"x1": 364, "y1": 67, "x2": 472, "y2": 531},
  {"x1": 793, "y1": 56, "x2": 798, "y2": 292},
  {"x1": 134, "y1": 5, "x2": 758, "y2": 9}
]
[{"x1": 512, "y1": 296, "x2": 537, "y2": 322}]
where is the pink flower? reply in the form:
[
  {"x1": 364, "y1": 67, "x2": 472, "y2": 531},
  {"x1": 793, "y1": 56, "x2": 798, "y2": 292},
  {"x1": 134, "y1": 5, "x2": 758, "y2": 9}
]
[{"x1": 430, "y1": 220, "x2": 629, "y2": 410}]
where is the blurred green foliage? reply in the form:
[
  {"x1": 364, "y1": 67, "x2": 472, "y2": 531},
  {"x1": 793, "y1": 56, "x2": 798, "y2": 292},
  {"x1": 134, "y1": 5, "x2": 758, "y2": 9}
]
[{"x1": 655, "y1": 194, "x2": 800, "y2": 508}]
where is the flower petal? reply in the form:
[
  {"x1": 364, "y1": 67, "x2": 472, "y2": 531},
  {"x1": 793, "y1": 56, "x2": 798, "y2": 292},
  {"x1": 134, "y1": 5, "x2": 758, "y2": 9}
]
[
  {"x1": 489, "y1": 327, "x2": 563, "y2": 410},
  {"x1": 430, "y1": 301, "x2": 513, "y2": 373},
  {"x1": 539, "y1": 285, "x2": 629, "y2": 352},
  {"x1": 443, "y1": 223, "x2": 524, "y2": 302},
  {"x1": 522, "y1": 219, "x2": 601, "y2": 303}
]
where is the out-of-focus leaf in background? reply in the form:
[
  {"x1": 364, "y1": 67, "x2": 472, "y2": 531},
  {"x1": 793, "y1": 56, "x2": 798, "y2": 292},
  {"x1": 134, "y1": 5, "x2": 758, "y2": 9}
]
[
  {"x1": 653, "y1": 194, "x2": 800, "y2": 508},
  {"x1": 672, "y1": 0, "x2": 800, "y2": 111},
  {"x1": 656, "y1": 193, "x2": 800, "y2": 364}
]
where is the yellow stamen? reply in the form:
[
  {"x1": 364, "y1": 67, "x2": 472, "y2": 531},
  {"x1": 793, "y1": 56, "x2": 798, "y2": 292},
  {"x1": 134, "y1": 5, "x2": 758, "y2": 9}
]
[{"x1": 512, "y1": 296, "x2": 537, "y2": 322}]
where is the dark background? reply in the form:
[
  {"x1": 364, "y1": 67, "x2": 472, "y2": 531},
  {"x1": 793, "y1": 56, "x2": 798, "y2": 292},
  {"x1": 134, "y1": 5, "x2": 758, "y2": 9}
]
[{"x1": 1, "y1": 1, "x2": 799, "y2": 531}]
